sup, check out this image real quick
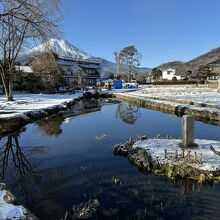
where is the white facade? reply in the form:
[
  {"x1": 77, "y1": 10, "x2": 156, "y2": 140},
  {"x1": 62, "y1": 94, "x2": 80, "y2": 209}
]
[
  {"x1": 15, "y1": 65, "x2": 33, "y2": 74},
  {"x1": 161, "y1": 68, "x2": 181, "y2": 81}
]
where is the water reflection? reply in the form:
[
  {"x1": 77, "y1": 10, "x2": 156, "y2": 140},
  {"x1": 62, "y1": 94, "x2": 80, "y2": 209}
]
[
  {"x1": 37, "y1": 114, "x2": 65, "y2": 137},
  {"x1": 116, "y1": 103, "x2": 141, "y2": 124},
  {"x1": 61, "y1": 100, "x2": 102, "y2": 122},
  {"x1": 0, "y1": 100, "x2": 219, "y2": 219},
  {"x1": 0, "y1": 130, "x2": 42, "y2": 208}
]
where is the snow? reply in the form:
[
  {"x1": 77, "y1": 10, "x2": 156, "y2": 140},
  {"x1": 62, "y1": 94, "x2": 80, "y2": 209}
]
[
  {"x1": 18, "y1": 39, "x2": 99, "y2": 63},
  {"x1": 0, "y1": 89, "x2": 138, "y2": 119},
  {"x1": 0, "y1": 92, "x2": 83, "y2": 119},
  {"x1": 0, "y1": 190, "x2": 27, "y2": 220},
  {"x1": 100, "y1": 88, "x2": 140, "y2": 94},
  {"x1": 15, "y1": 65, "x2": 33, "y2": 73},
  {"x1": 133, "y1": 138, "x2": 220, "y2": 171},
  {"x1": 129, "y1": 85, "x2": 220, "y2": 107}
]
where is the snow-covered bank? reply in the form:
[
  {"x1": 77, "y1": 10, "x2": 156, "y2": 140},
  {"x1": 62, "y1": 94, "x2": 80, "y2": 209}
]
[
  {"x1": 0, "y1": 189, "x2": 27, "y2": 220},
  {"x1": 113, "y1": 136, "x2": 220, "y2": 182},
  {"x1": 0, "y1": 93, "x2": 83, "y2": 119},
  {"x1": 0, "y1": 184, "x2": 37, "y2": 220},
  {"x1": 0, "y1": 93, "x2": 84, "y2": 136},
  {"x1": 114, "y1": 88, "x2": 220, "y2": 125},
  {"x1": 128, "y1": 86, "x2": 220, "y2": 108},
  {"x1": 133, "y1": 138, "x2": 220, "y2": 171}
]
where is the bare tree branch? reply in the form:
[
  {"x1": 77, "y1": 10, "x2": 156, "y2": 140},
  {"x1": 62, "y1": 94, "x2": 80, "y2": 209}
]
[{"x1": 0, "y1": 0, "x2": 62, "y2": 101}]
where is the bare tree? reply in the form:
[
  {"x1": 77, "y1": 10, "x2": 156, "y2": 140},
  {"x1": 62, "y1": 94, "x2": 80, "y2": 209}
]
[
  {"x1": 30, "y1": 52, "x2": 63, "y2": 92},
  {"x1": 120, "y1": 46, "x2": 142, "y2": 82},
  {"x1": 0, "y1": 0, "x2": 62, "y2": 101},
  {"x1": 114, "y1": 51, "x2": 123, "y2": 79},
  {"x1": 76, "y1": 68, "x2": 85, "y2": 90}
]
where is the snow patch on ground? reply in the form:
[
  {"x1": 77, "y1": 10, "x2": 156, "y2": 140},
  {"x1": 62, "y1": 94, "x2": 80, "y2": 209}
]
[
  {"x1": 129, "y1": 86, "x2": 220, "y2": 107},
  {"x1": 133, "y1": 138, "x2": 220, "y2": 171},
  {"x1": 0, "y1": 93, "x2": 83, "y2": 118},
  {"x1": 0, "y1": 190, "x2": 27, "y2": 220}
]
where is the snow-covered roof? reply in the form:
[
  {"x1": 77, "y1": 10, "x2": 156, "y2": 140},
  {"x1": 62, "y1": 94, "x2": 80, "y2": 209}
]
[
  {"x1": 79, "y1": 64, "x2": 101, "y2": 69},
  {"x1": 56, "y1": 59, "x2": 76, "y2": 66},
  {"x1": 15, "y1": 65, "x2": 33, "y2": 73}
]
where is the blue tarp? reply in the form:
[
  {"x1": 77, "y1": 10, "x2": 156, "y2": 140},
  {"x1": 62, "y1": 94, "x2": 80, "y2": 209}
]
[{"x1": 113, "y1": 80, "x2": 123, "y2": 89}]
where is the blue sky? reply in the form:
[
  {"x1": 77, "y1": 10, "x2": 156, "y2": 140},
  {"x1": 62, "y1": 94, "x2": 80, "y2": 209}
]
[{"x1": 62, "y1": 0, "x2": 220, "y2": 67}]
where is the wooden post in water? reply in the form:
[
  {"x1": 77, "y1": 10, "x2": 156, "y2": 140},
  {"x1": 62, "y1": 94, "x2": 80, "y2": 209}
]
[{"x1": 182, "y1": 115, "x2": 196, "y2": 148}]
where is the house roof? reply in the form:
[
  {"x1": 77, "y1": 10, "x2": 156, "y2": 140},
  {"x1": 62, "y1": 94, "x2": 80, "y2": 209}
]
[
  {"x1": 79, "y1": 64, "x2": 101, "y2": 69},
  {"x1": 57, "y1": 59, "x2": 76, "y2": 66}
]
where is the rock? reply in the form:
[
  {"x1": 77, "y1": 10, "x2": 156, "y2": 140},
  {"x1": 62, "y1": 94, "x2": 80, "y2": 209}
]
[
  {"x1": 167, "y1": 169, "x2": 173, "y2": 178},
  {"x1": 0, "y1": 183, "x2": 7, "y2": 190},
  {"x1": 136, "y1": 135, "x2": 148, "y2": 141},
  {"x1": 208, "y1": 173, "x2": 214, "y2": 181},
  {"x1": 142, "y1": 161, "x2": 150, "y2": 170},
  {"x1": 137, "y1": 149, "x2": 146, "y2": 155},
  {"x1": 3, "y1": 190, "x2": 16, "y2": 204},
  {"x1": 134, "y1": 159, "x2": 142, "y2": 167},
  {"x1": 198, "y1": 173, "x2": 206, "y2": 182}
]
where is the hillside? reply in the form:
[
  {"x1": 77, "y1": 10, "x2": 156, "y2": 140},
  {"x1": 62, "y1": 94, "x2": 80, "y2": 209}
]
[{"x1": 158, "y1": 47, "x2": 220, "y2": 76}]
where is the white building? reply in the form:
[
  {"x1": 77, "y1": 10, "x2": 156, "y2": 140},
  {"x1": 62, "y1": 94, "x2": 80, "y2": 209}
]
[
  {"x1": 161, "y1": 68, "x2": 181, "y2": 81},
  {"x1": 15, "y1": 65, "x2": 33, "y2": 74}
]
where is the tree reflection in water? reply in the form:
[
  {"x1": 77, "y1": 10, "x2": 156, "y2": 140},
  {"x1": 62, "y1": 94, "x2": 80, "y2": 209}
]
[
  {"x1": 37, "y1": 114, "x2": 65, "y2": 137},
  {"x1": 116, "y1": 103, "x2": 141, "y2": 124},
  {"x1": 0, "y1": 131, "x2": 42, "y2": 208}
]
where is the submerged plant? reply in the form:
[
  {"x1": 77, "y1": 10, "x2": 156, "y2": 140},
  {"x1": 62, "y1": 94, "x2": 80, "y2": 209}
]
[
  {"x1": 95, "y1": 134, "x2": 109, "y2": 141},
  {"x1": 72, "y1": 199, "x2": 100, "y2": 219}
]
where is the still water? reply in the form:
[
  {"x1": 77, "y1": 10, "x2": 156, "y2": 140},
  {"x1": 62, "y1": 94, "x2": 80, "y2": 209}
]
[{"x1": 0, "y1": 99, "x2": 220, "y2": 220}]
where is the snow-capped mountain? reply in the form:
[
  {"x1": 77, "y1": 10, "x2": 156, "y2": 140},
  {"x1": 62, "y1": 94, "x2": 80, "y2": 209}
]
[
  {"x1": 18, "y1": 39, "x2": 97, "y2": 62},
  {"x1": 18, "y1": 39, "x2": 150, "y2": 77}
]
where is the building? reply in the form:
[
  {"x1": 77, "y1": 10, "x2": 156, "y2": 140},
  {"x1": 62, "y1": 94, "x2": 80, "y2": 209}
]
[
  {"x1": 161, "y1": 68, "x2": 182, "y2": 81},
  {"x1": 56, "y1": 58, "x2": 101, "y2": 88},
  {"x1": 207, "y1": 60, "x2": 220, "y2": 81},
  {"x1": 16, "y1": 56, "x2": 101, "y2": 89},
  {"x1": 17, "y1": 39, "x2": 101, "y2": 89},
  {"x1": 145, "y1": 68, "x2": 182, "y2": 83}
]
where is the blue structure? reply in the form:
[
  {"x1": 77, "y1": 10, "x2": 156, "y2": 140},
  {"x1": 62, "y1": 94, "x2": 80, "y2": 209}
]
[{"x1": 113, "y1": 80, "x2": 122, "y2": 89}]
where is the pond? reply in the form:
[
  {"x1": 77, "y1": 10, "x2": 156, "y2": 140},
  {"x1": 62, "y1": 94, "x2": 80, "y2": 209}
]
[{"x1": 0, "y1": 99, "x2": 220, "y2": 220}]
